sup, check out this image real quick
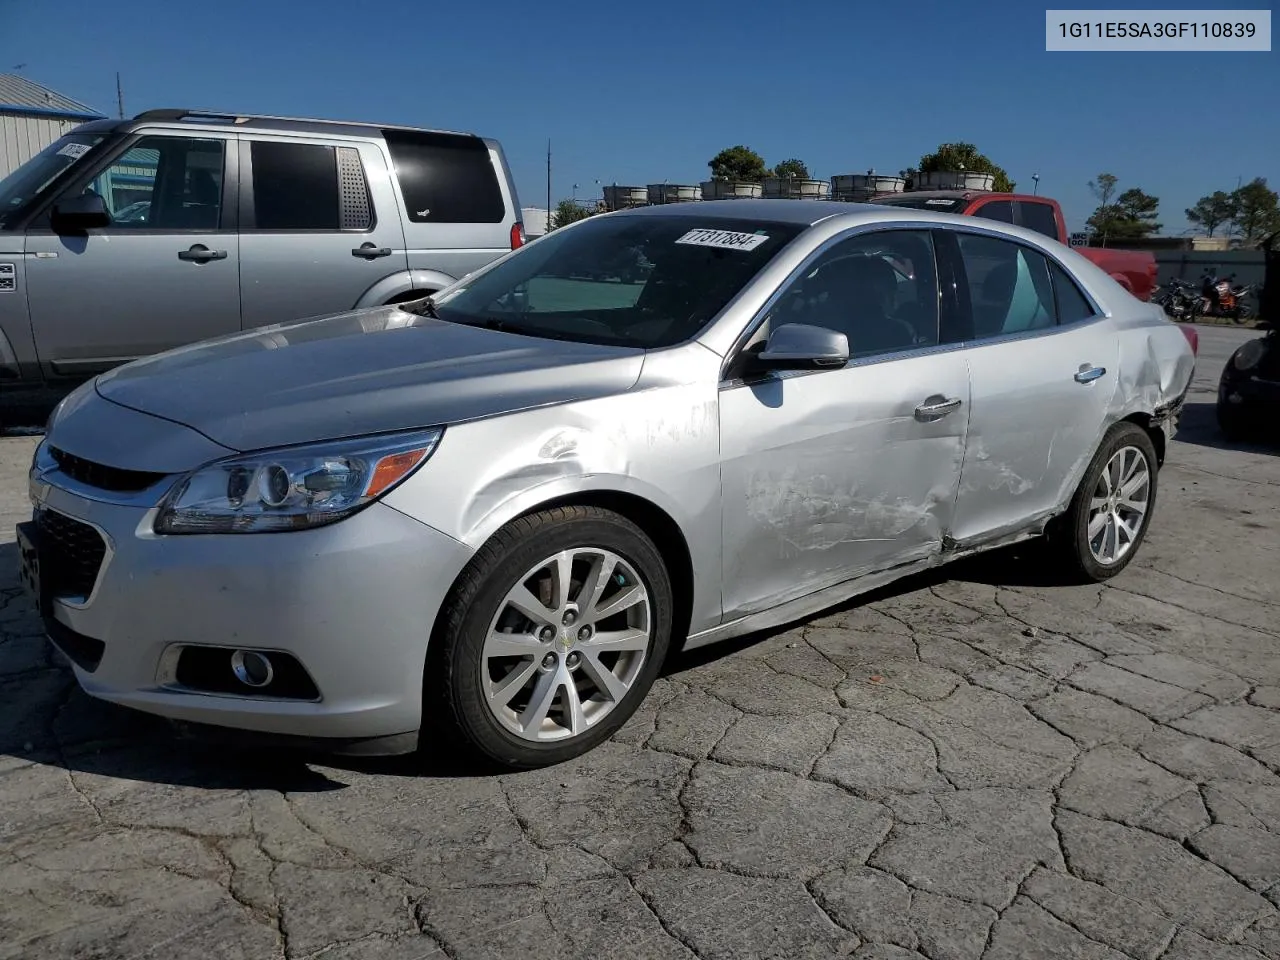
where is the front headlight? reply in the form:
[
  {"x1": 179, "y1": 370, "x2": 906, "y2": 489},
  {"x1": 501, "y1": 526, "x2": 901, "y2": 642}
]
[
  {"x1": 155, "y1": 428, "x2": 443, "y2": 534},
  {"x1": 1233, "y1": 339, "x2": 1266, "y2": 371}
]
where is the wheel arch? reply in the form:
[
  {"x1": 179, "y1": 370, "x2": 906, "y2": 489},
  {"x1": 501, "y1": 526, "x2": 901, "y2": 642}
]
[
  {"x1": 1119, "y1": 410, "x2": 1166, "y2": 466},
  {"x1": 505, "y1": 490, "x2": 695, "y2": 657}
]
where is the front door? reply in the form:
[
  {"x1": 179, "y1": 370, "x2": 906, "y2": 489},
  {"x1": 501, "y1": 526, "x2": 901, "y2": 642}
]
[
  {"x1": 24, "y1": 133, "x2": 241, "y2": 379},
  {"x1": 237, "y1": 136, "x2": 408, "y2": 328},
  {"x1": 941, "y1": 229, "x2": 1118, "y2": 544},
  {"x1": 718, "y1": 228, "x2": 971, "y2": 620}
]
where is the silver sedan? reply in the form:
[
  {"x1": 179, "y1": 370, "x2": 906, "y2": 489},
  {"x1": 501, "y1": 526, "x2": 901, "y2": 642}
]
[{"x1": 20, "y1": 200, "x2": 1195, "y2": 769}]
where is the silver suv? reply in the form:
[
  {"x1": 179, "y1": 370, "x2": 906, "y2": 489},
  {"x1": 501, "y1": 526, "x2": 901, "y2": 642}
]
[{"x1": 0, "y1": 109, "x2": 524, "y2": 398}]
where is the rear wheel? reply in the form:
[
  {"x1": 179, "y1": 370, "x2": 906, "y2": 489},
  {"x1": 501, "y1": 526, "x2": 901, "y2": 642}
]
[
  {"x1": 1049, "y1": 422, "x2": 1158, "y2": 582},
  {"x1": 427, "y1": 506, "x2": 672, "y2": 769}
]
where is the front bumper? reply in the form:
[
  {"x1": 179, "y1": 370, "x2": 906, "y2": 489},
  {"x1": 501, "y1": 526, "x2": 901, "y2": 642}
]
[
  {"x1": 26, "y1": 473, "x2": 473, "y2": 748},
  {"x1": 1220, "y1": 373, "x2": 1280, "y2": 409}
]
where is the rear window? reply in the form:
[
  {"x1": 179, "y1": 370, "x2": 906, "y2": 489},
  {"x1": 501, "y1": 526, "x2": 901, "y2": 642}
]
[
  {"x1": 872, "y1": 196, "x2": 969, "y2": 214},
  {"x1": 382, "y1": 130, "x2": 505, "y2": 224},
  {"x1": 1019, "y1": 201, "x2": 1060, "y2": 240},
  {"x1": 251, "y1": 141, "x2": 340, "y2": 230}
]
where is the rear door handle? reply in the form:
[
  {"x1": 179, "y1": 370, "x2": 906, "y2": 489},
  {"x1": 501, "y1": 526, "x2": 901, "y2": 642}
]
[
  {"x1": 914, "y1": 395, "x2": 963, "y2": 421},
  {"x1": 178, "y1": 244, "x2": 227, "y2": 263},
  {"x1": 1074, "y1": 364, "x2": 1107, "y2": 384},
  {"x1": 352, "y1": 243, "x2": 392, "y2": 259}
]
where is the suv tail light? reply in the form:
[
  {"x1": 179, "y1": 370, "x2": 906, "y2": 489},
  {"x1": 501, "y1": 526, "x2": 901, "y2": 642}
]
[{"x1": 510, "y1": 222, "x2": 526, "y2": 250}]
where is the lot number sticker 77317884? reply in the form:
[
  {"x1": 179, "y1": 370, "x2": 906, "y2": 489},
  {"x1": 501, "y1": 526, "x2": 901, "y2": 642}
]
[{"x1": 675, "y1": 228, "x2": 770, "y2": 252}]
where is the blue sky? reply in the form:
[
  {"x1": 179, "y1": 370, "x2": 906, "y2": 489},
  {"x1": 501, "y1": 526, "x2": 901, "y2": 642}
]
[{"x1": 4, "y1": 0, "x2": 1276, "y2": 233}]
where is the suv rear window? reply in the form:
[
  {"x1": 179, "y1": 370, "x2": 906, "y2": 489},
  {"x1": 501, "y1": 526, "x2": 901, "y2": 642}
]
[
  {"x1": 251, "y1": 141, "x2": 340, "y2": 230},
  {"x1": 382, "y1": 130, "x2": 505, "y2": 224}
]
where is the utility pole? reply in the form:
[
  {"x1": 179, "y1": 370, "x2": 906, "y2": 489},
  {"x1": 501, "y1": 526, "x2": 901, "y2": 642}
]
[
  {"x1": 116, "y1": 72, "x2": 124, "y2": 119},
  {"x1": 546, "y1": 139, "x2": 552, "y2": 230}
]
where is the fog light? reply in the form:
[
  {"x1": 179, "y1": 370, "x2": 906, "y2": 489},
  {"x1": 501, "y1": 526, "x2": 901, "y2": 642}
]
[{"x1": 230, "y1": 650, "x2": 274, "y2": 688}]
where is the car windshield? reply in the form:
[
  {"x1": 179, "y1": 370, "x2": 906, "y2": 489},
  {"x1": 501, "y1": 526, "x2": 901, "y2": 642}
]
[
  {"x1": 0, "y1": 133, "x2": 105, "y2": 225},
  {"x1": 425, "y1": 214, "x2": 806, "y2": 348},
  {"x1": 870, "y1": 196, "x2": 969, "y2": 214}
]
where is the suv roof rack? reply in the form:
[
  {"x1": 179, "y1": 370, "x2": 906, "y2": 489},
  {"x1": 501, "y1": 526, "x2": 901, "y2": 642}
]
[{"x1": 130, "y1": 108, "x2": 474, "y2": 137}]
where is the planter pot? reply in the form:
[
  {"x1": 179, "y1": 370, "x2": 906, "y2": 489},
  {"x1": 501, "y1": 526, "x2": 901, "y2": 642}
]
[
  {"x1": 831, "y1": 174, "x2": 906, "y2": 201},
  {"x1": 912, "y1": 170, "x2": 995, "y2": 191},
  {"x1": 647, "y1": 183, "x2": 701, "y2": 204},
  {"x1": 700, "y1": 180, "x2": 763, "y2": 200},
  {"x1": 602, "y1": 185, "x2": 649, "y2": 210},
  {"x1": 762, "y1": 177, "x2": 831, "y2": 199}
]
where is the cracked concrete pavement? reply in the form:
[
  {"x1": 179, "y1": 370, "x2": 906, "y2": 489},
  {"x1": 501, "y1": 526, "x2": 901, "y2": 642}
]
[{"x1": 2, "y1": 323, "x2": 1278, "y2": 959}]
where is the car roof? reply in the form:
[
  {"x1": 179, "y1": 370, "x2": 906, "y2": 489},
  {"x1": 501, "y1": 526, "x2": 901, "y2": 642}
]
[
  {"x1": 609, "y1": 198, "x2": 998, "y2": 229},
  {"x1": 70, "y1": 109, "x2": 486, "y2": 142}
]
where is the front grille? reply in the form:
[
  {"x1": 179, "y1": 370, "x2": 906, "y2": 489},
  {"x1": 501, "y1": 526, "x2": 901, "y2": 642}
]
[
  {"x1": 50, "y1": 446, "x2": 166, "y2": 493},
  {"x1": 36, "y1": 509, "x2": 107, "y2": 600}
]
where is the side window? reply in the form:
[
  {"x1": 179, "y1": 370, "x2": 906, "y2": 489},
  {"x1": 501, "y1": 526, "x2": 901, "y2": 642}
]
[
  {"x1": 955, "y1": 233, "x2": 1056, "y2": 338},
  {"x1": 757, "y1": 230, "x2": 939, "y2": 359},
  {"x1": 1018, "y1": 201, "x2": 1060, "y2": 241},
  {"x1": 85, "y1": 136, "x2": 224, "y2": 230},
  {"x1": 971, "y1": 199, "x2": 1014, "y2": 224},
  {"x1": 382, "y1": 130, "x2": 505, "y2": 224},
  {"x1": 1050, "y1": 261, "x2": 1096, "y2": 323},
  {"x1": 250, "y1": 141, "x2": 341, "y2": 231}
]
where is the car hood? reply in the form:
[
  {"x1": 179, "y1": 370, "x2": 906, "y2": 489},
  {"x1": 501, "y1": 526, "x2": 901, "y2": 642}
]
[{"x1": 95, "y1": 306, "x2": 646, "y2": 452}]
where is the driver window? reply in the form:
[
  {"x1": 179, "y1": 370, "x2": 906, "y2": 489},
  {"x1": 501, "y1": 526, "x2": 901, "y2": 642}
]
[
  {"x1": 83, "y1": 136, "x2": 224, "y2": 230},
  {"x1": 750, "y1": 229, "x2": 940, "y2": 360}
]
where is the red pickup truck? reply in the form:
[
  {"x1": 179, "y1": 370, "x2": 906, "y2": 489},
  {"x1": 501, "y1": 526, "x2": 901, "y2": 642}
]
[{"x1": 870, "y1": 191, "x2": 1158, "y2": 301}]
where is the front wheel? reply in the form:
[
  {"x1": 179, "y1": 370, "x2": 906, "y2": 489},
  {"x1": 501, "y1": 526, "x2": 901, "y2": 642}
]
[
  {"x1": 1049, "y1": 422, "x2": 1159, "y2": 582},
  {"x1": 427, "y1": 505, "x2": 673, "y2": 770},
  {"x1": 1234, "y1": 303, "x2": 1254, "y2": 323}
]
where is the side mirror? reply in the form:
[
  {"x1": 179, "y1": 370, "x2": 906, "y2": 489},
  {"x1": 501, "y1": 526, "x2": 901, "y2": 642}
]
[
  {"x1": 758, "y1": 323, "x2": 850, "y2": 370},
  {"x1": 50, "y1": 193, "x2": 112, "y2": 233}
]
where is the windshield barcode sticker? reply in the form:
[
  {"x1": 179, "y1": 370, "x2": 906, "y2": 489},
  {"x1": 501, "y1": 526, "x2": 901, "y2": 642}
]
[
  {"x1": 675, "y1": 228, "x2": 769, "y2": 251},
  {"x1": 56, "y1": 142, "x2": 91, "y2": 159}
]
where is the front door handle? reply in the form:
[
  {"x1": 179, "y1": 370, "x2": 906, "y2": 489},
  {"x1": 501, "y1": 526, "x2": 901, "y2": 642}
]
[
  {"x1": 352, "y1": 243, "x2": 392, "y2": 259},
  {"x1": 1074, "y1": 364, "x2": 1107, "y2": 384},
  {"x1": 178, "y1": 244, "x2": 227, "y2": 263},
  {"x1": 914, "y1": 395, "x2": 963, "y2": 421}
]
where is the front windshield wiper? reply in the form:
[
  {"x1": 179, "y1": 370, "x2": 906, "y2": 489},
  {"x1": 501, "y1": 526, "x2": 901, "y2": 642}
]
[{"x1": 398, "y1": 295, "x2": 439, "y2": 319}]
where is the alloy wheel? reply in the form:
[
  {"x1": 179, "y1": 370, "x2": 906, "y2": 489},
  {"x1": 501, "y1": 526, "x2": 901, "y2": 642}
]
[
  {"x1": 480, "y1": 548, "x2": 651, "y2": 742},
  {"x1": 1087, "y1": 445, "x2": 1151, "y2": 565}
]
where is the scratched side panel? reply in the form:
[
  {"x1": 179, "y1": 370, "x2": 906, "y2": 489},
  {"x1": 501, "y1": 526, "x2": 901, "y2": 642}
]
[
  {"x1": 718, "y1": 351, "x2": 970, "y2": 620},
  {"x1": 382, "y1": 343, "x2": 726, "y2": 635},
  {"x1": 949, "y1": 322, "x2": 1120, "y2": 547}
]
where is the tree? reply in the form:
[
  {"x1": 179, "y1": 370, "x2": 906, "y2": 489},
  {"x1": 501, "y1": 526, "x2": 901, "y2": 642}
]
[
  {"x1": 708, "y1": 145, "x2": 768, "y2": 182},
  {"x1": 1229, "y1": 177, "x2": 1280, "y2": 245},
  {"x1": 1185, "y1": 190, "x2": 1238, "y2": 237},
  {"x1": 771, "y1": 158, "x2": 810, "y2": 180},
  {"x1": 917, "y1": 142, "x2": 1014, "y2": 192},
  {"x1": 549, "y1": 199, "x2": 591, "y2": 230},
  {"x1": 1112, "y1": 188, "x2": 1162, "y2": 239},
  {"x1": 1085, "y1": 174, "x2": 1159, "y2": 243}
]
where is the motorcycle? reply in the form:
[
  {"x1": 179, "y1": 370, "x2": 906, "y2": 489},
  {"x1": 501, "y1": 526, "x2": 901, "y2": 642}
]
[
  {"x1": 1198, "y1": 271, "x2": 1258, "y2": 323},
  {"x1": 1153, "y1": 277, "x2": 1200, "y2": 320}
]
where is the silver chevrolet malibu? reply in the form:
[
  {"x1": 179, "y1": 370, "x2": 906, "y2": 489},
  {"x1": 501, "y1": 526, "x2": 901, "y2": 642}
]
[{"x1": 20, "y1": 200, "x2": 1195, "y2": 769}]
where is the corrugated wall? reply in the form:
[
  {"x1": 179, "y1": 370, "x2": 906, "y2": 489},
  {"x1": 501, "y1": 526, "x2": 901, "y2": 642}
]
[{"x1": 0, "y1": 112, "x2": 79, "y2": 179}]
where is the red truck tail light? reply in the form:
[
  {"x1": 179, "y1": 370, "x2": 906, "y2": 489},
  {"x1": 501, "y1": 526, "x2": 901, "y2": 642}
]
[
  {"x1": 1179, "y1": 325, "x2": 1199, "y2": 356},
  {"x1": 510, "y1": 222, "x2": 526, "y2": 250}
]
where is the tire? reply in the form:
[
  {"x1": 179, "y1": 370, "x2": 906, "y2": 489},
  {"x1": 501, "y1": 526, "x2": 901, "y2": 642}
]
[
  {"x1": 1235, "y1": 303, "x2": 1254, "y2": 323},
  {"x1": 1049, "y1": 422, "x2": 1159, "y2": 583},
  {"x1": 426, "y1": 505, "x2": 673, "y2": 770},
  {"x1": 1217, "y1": 397, "x2": 1256, "y2": 441}
]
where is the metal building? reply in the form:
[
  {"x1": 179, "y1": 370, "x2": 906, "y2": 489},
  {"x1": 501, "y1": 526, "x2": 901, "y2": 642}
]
[{"x1": 0, "y1": 74, "x2": 103, "y2": 180}]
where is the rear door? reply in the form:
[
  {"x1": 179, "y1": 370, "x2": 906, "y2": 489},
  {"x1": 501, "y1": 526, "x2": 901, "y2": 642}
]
[
  {"x1": 23, "y1": 132, "x2": 241, "y2": 378},
  {"x1": 382, "y1": 130, "x2": 514, "y2": 287},
  {"x1": 237, "y1": 135, "x2": 408, "y2": 328},
  {"x1": 940, "y1": 228, "x2": 1117, "y2": 545}
]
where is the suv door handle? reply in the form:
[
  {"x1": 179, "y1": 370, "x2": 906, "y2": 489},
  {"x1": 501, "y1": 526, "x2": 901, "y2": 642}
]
[
  {"x1": 178, "y1": 244, "x2": 227, "y2": 263},
  {"x1": 914, "y1": 395, "x2": 963, "y2": 421},
  {"x1": 352, "y1": 243, "x2": 392, "y2": 259},
  {"x1": 1074, "y1": 364, "x2": 1107, "y2": 384}
]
